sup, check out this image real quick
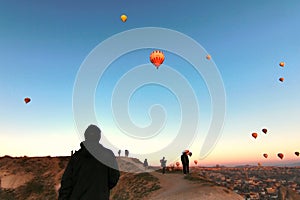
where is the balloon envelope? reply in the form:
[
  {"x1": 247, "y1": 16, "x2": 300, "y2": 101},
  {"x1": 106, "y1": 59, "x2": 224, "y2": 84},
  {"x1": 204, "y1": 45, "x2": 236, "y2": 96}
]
[
  {"x1": 252, "y1": 133, "x2": 258, "y2": 139},
  {"x1": 277, "y1": 153, "x2": 284, "y2": 159},
  {"x1": 150, "y1": 50, "x2": 164, "y2": 68},
  {"x1": 120, "y1": 14, "x2": 127, "y2": 22},
  {"x1": 176, "y1": 162, "x2": 180, "y2": 167},
  {"x1": 279, "y1": 77, "x2": 284, "y2": 82},
  {"x1": 206, "y1": 54, "x2": 211, "y2": 60},
  {"x1": 263, "y1": 153, "x2": 268, "y2": 158},
  {"x1": 295, "y1": 152, "x2": 299, "y2": 156},
  {"x1": 194, "y1": 160, "x2": 198, "y2": 164},
  {"x1": 279, "y1": 62, "x2": 285, "y2": 67},
  {"x1": 262, "y1": 128, "x2": 267, "y2": 134},
  {"x1": 24, "y1": 97, "x2": 31, "y2": 104}
]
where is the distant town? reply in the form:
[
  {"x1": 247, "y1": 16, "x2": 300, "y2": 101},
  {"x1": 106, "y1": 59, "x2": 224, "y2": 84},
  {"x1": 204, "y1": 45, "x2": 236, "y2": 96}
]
[{"x1": 193, "y1": 165, "x2": 300, "y2": 199}]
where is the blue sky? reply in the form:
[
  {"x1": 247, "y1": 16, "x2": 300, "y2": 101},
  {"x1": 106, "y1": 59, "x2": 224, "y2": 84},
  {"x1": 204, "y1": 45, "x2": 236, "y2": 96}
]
[{"x1": 0, "y1": 1, "x2": 300, "y2": 166}]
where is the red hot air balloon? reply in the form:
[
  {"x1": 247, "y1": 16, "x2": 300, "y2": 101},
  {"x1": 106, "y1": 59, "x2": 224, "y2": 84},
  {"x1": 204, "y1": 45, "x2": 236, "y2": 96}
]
[
  {"x1": 252, "y1": 133, "x2": 258, "y2": 139},
  {"x1": 24, "y1": 97, "x2": 31, "y2": 104},
  {"x1": 263, "y1": 153, "x2": 268, "y2": 158},
  {"x1": 262, "y1": 128, "x2": 267, "y2": 134},
  {"x1": 206, "y1": 54, "x2": 211, "y2": 60},
  {"x1": 150, "y1": 50, "x2": 164, "y2": 69},
  {"x1": 279, "y1": 77, "x2": 284, "y2": 82},
  {"x1": 175, "y1": 162, "x2": 180, "y2": 167},
  {"x1": 277, "y1": 153, "x2": 284, "y2": 160},
  {"x1": 194, "y1": 160, "x2": 198, "y2": 165},
  {"x1": 295, "y1": 152, "x2": 299, "y2": 156}
]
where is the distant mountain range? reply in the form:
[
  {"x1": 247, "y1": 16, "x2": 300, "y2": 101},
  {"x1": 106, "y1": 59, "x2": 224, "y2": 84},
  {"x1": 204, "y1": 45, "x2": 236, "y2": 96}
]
[
  {"x1": 275, "y1": 162, "x2": 300, "y2": 167},
  {"x1": 233, "y1": 162, "x2": 300, "y2": 168}
]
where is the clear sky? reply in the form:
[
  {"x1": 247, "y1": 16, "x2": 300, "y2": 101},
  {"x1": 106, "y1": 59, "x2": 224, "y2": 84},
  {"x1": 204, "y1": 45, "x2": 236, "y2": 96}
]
[{"x1": 1, "y1": 1, "x2": 300, "y2": 167}]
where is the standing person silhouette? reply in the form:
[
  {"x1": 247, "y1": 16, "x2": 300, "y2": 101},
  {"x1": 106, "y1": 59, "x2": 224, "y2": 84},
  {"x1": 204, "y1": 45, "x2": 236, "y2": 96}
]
[
  {"x1": 181, "y1": 150, "x2": 189, "y2": 175},
  {"x1": 160, "y1": 157, "x2": 167, "y2": 174},
  {"x1": 58, "y1": 124, "x2": 120, "y2": 200},
  {"x1": 125, "y1": 149, "x2": 129, "y2": 157},
  {"x1": 187, "y1": 151, "x2": 192, "y2": 174},
  {"x1": 143, "y1": 159, "x2": 149, "y2": 170}
]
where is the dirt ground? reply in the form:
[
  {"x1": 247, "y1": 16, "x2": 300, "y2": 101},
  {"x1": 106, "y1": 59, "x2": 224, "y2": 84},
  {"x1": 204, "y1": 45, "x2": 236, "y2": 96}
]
[{"x1": 146, "y1": 172, "x2": 244, "y2": 200}]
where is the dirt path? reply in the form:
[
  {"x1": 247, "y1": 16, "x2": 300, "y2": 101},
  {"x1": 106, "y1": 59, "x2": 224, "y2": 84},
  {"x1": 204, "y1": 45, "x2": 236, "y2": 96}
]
[{"x1": 145, "y1": 172, "x2": 244, "y2": 200}]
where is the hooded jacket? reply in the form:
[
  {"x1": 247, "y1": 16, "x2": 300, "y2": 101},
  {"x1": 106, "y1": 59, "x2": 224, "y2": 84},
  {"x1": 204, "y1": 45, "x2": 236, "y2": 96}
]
[
  {"x1": 181, "y1": 153, "x2": 189, "y2": 165},
  {"x1": 58, "y1": 142, "x2": 120, "y2": 200}
]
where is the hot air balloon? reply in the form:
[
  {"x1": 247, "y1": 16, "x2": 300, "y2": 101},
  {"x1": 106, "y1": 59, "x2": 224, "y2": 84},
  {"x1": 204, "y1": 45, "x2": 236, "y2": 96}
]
[
  {"x1": 206, "y1": 54, "x2": 211, "y2": 60},
  {"x1": 176, "y1": 162, "x2": 180, "y2": 167},
  {"x1": 194, "y1": 160, "x2": 198, "y2": 165},
  {"x1": 279, "y1": 62, "x2": 285, "y2": 67},
  {"x1": 252, "y1": 132, "x2": 258, "y2": 139},
  {"x1": 277, "y1": 153, "x2": 284, "y2": 160},
  {"x1": 262, "y1": 128, "x2": 267, "y2": 134},
  {"x1": 295, "y1": 152, "x2": 299, "y2": 156},
  {"x1": 258, "y1": 162, "x2": 261, "y2": 167},
  {"x1": 279, "y1": 77, "x2": 284, "y2": 82},
  {"x1": 24, "y1": 97, "x2": 31, "y2": 104},
  {"x1": 120, "y1": 14, "x2": 127, "y2": 22},
  {"x1": 263, "y1": 153, "x2": 268, "y2": 158},
  {"x1": 150, "y1": 50, "x2": 164, "y2": 69}
]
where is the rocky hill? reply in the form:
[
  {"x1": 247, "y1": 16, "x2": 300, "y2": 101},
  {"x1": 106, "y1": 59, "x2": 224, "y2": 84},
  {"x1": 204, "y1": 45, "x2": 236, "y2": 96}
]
[{"x1": 0, "y1": 155, "x2": 244, "y2": 200}]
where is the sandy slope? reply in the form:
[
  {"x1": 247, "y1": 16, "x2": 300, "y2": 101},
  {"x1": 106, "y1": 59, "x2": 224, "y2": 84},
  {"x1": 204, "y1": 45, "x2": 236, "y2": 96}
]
[
  {"x1": 0, "y1": 156, "x2": 244, "y2": 200},
  {"x1": 146, "y1": 172, "x2": 244, "y2": 200},
  {"x1": 115, "y1": 157, "x2": 244, "y2": 200},
  {"x1": 0, "y1": 173, "x2": 34, "y2": 189}
]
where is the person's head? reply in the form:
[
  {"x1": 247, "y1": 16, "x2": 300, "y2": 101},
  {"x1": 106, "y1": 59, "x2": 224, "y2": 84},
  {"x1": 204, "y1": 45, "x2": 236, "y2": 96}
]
[
  {"x1": 84, "y1": 124, "x2": 101, "y2": 143},
  {"x1": 188, "y1": 152, "x2": 192, "y2": 157},
  {"x1": 183, "y1": 150, "x2": 189, "y2": 155}
]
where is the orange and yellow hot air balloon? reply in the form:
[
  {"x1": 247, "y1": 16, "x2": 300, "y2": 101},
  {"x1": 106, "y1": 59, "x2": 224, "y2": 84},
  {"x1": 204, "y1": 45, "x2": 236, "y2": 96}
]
[
  {"x1": 150, "y1": 50, "x2": 164, "y2": 69},
  {"x1": 120, "y1": 14, "x2": 127, "y2": 22},
  {"x1": 194, "y1": 160, "x2": 198, "y2": 165},
  {"x1": 279, "y1": 62, "x2": 285, "y2": 67}
]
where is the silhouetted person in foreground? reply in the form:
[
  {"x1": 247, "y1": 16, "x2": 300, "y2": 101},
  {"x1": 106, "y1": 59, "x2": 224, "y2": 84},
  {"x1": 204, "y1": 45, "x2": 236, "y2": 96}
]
[
  {"x1": 160, "y1": 157, "x2": 167, "y2": 174},
  {"x1": 181, "y1": 150, "x2": 189, "y2": 174},
  {"x1": 58, "y1": 124, "x2": 120, "y2": 200}
]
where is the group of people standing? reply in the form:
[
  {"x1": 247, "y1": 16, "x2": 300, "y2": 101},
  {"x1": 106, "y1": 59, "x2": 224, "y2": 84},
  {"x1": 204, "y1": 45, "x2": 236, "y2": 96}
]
[
  {"x1": 159, "y1": 150, "x2": 193, "y2": 175},
  {"x1": 117, "y1": 149, "x2": 129, "y2": 157},
  {"x1": 58, "y1": 124, "x2": 194, "y2": 200}
]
